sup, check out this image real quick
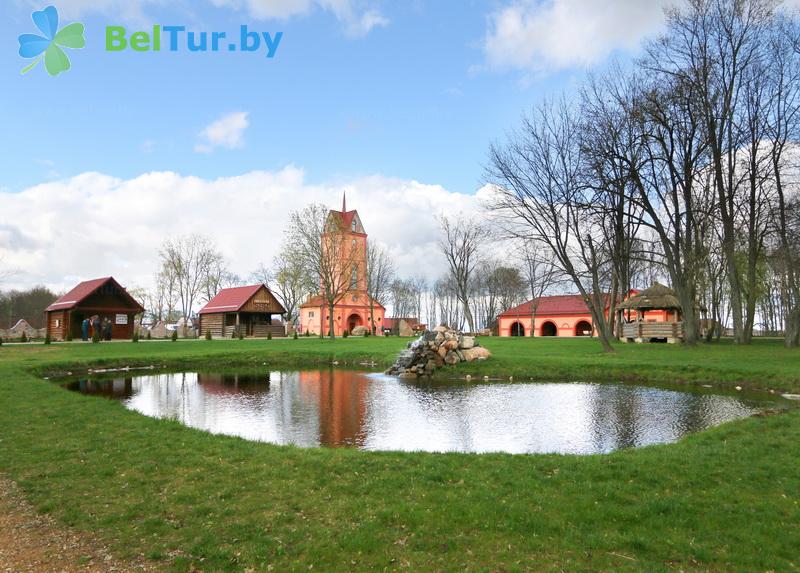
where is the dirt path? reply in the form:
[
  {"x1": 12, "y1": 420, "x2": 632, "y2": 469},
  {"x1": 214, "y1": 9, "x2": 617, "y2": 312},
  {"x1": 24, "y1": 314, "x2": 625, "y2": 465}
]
[{"x1": 0, "y1": 476, "x2": 156, "y2": 573}]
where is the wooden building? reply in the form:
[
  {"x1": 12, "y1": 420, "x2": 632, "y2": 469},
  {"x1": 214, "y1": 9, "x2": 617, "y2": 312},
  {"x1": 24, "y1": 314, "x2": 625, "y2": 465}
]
[
  {"x1": 617, "y1": 282, "x2": 705, "y2": 343},
  {"x1": 198, "y1": 284, "x2": 286, "y2": 338},
  {"x1": 45, "y1": 277, "x2": 145, "y2": 341}
]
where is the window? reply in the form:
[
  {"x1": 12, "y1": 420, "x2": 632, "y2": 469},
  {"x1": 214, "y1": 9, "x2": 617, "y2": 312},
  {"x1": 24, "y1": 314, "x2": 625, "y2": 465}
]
[
  {"x1": 350, "y1": 265, "x2": 358, "y2": 289},
  {"x1": 351, "y1": 220, "x2": 357, "y2": 232},
  {"x1": 55, "y1": 319, "x2": 61, "y2": 328},
  {"x1": 309, "y1": 311, "x2": 315, "y2": 317}
]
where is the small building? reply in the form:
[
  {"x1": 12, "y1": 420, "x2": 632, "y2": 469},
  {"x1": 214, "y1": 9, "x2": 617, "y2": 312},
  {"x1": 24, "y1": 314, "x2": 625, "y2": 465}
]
[
  {"x1": 497, "y1": 295, "x2": 601, "y2": 338},
  {"x1": 382, "y1": 317, "x2": 426, "y2": 336},
  {"x1": 497, "y1": 290, "x2": 671, "y2": 338},
  {"x1": 198, "y1": 284, "x2": 286, "y2": 338},
  {"x1": 45, "y1": 277, "x2": 145, "y2": 341},
  {"x1": 617, "y1": 282, "x2": 705, "y2": 343}
]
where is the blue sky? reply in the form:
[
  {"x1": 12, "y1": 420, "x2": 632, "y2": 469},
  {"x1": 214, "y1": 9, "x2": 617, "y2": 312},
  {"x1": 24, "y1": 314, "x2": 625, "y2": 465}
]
[
  {"x1": 0, "y1": 0, "x2": 676, "y2": 291},
  {"x1": 0, "y1": 0, "x2": 670, "y2": 194}
]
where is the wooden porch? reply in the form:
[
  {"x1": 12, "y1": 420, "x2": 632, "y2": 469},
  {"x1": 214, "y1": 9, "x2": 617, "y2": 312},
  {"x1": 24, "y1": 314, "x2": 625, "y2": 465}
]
[{"x1": 622, "y1": 321, "x2": 683, "y2": 343}]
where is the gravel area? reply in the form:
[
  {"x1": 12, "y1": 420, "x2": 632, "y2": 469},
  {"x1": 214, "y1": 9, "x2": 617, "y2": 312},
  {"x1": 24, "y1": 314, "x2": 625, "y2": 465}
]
[{"x1": 0, "y1": 476, "x2": 156, "y2": 572}]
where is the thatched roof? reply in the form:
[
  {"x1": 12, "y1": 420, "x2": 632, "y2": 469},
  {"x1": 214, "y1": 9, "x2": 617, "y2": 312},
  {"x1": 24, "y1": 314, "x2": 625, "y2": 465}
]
[{"x1": 618, "y1": 282, "x2": 683, "y2": 311}]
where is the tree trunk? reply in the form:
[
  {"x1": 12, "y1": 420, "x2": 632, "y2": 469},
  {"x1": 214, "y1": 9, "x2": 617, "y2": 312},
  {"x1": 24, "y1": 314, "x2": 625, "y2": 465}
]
[
  {"x1": 327, "y1": 301, "x2": 336, "y2": 339},
  {"x1": 462, "y1": 299, "x2": 475, "y2": 334}
]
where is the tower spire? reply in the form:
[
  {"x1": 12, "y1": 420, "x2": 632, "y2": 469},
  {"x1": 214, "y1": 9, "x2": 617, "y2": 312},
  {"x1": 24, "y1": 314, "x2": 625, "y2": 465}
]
[{"x1": 342, "y1": 190, "x2": 347, "y2": 213}]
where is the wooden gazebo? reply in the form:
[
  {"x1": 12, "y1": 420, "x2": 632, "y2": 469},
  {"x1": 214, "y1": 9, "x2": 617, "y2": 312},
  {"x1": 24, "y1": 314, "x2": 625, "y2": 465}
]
[{"x1": 617, "y1": 282, "x2": 703, "y2": 343}]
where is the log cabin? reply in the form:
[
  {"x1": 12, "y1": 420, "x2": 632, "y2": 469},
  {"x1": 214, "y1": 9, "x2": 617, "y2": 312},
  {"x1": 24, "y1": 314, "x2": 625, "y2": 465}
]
[
  {"x1": 198, "y1": 284, "x2": 287, "y2": 338},
  {"x1": 44, "y1": 276, "x2": 145, "y2": 341}
]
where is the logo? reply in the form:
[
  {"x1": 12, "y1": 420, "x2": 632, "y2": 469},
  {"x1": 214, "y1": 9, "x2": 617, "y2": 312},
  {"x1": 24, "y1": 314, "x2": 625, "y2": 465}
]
[{"x1": 18, "y1": 6, "x2": 85, "y2": 77}]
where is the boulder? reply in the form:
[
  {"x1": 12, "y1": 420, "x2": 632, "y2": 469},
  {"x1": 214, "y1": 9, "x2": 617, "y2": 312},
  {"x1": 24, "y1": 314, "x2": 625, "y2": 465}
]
[
  {"x1": 443, "y1": 339, "x2": 459, "y2": 351},
  {"x1": 351, "y1": 326, "x2": 367, "y2": 336},
  {"x1": 398, "y1": 319, "x2": 415, "y2": 337},
  {"x1": 462, "y1": 347, "x2": 491, "y2": 362},
  {"x1": 459, "y1": 336, "x2": 476, "y2": 350},
  {"x1": 444, "y1": 351, "x2": 460, "y2": 366}
]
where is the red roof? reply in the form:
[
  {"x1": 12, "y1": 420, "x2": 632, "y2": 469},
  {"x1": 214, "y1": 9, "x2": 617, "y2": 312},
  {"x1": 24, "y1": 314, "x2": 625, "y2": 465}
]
[
  {"x1": 499, "y1": 294, "x2": 606, "y2": 318},
  {"x1": 45, "y1": 277, "x2": 144, "y2": 312},
  {"x1": 326, "y1": 208, "x2": 365, "y2": 235},
  {"x1": 198, "y1": 284, "x2": 276, "y2": 315}
]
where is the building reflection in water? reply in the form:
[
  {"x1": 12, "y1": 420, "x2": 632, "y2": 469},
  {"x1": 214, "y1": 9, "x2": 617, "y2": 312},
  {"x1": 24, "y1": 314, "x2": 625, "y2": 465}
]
[{"x1": 64, "y1": 371, "x2": 766, "y2": 454}]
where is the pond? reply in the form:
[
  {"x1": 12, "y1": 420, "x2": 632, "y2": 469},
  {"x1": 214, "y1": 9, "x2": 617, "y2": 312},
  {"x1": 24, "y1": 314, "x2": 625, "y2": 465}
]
[{"x1": 62, "y1": 369, "x2": 775, "y2": 455}]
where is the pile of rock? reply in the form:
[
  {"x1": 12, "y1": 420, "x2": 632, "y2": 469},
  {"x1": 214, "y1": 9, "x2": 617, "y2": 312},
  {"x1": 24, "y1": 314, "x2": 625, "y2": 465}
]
[{"x1": 385, "y1": 325, "x2": 491, "y2": 377}]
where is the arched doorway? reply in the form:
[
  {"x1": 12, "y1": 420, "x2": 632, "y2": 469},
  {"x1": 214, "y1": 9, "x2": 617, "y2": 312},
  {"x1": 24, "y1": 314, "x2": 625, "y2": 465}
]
[
  {"x1": 574, "y1": 320, "x2": 592, "y2": 336},
  {"x1": 540, "y1": 321, "x2": 557, "y2": 337},
  {"x1": 510, "y1": 322, "x2": 525, "y2": 337},
  {"x1": 347, "y1": 313, "x2": 363, "y2": 333}
]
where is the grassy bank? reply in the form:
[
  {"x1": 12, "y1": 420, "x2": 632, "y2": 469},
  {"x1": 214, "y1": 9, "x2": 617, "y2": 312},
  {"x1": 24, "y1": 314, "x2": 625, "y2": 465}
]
[{"x1": 1, "y1": 337, "x2": 799, "y2": 571}]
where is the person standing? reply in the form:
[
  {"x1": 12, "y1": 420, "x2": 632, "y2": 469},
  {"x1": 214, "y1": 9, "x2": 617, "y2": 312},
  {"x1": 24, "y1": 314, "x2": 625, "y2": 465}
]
[
  {"x1": 81, "y1": 317, "x2": 90, "y2": 341},
  {"x1": 92, "y1": 315, "x2": 101, "y2": 341},
  {"x1": 103, "y1": 318, "x2": 113, "y2": 341}
]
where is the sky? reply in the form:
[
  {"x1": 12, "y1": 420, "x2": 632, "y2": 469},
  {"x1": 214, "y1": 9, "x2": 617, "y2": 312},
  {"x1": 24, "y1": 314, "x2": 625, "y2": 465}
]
[{"x1": 0, "y1": 0, "x2": 685, "y2": 294}]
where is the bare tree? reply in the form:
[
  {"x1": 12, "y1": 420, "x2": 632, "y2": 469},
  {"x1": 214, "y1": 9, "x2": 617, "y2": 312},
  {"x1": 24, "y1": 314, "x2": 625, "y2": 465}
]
[
  {"x1": 434, "y1": 275, "x2": 464, "y2": 331},
  {"x1": 159, "y1": 234, "x2": 221, "y2": 335},
  {"x1": 519, "y1": 239, "x2": 559, "y2": 334},
  {"x1": 764, "y1": 14, "x2": 800, "y2": 346},
  {"x1": 438, "y1": 214, "x2": 483, "y2": 333},
  {"x1": 486, "y1": 98, "x2": 617, "y2": 352},
  {"x1": 645, "y1": 0, "x2": 777, "y2": 343},
  {"x1": 252, "y1": 250, "x2": 311, "y2": 327},
  {"x1": 202, "y1": 255, "x2": 242, "y2": 303},
  {"x1": 366, "y1": 243, "x2": 395, "y2": 334},
  {"x1": 287, "y1": 203, "x2": 358, "y2": 339},
  {"x1": 151, "y1": 266, "x2": 179, "y2": 323}
]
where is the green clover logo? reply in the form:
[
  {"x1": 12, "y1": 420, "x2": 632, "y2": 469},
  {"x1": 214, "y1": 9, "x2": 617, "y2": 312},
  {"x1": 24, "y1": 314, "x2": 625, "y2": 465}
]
[{"x1": 18, "y1": 6, "x2": 85, "y2": 76}]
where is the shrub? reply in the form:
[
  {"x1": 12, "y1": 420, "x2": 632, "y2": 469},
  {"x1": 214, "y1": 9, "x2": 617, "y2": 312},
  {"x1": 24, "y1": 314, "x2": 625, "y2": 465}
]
[
  {"x1": 20, "y1": 332, "x2": 28, "y2": 343},
  {"x1": 293, "y1": 332, "x2": 298, "y2": 340},
  {"x1": 171, "y1": 330, "x2": 178, "y2": 342},
  {"x1": 132, "y1": 331, "x2": 139, "y2": 343},
  {"x1": 0, "y1": 337, "x2": 3, "y2": 346},
  {"x1": 44, "y1": 333, "x2": 51, "y2": 345},
  {"x1": 267, "y1": 332, "x2": 272, "y2": 340},
  {"x1": 365, "y1": 330, "x2": 371, "y2": 337},
  {"x1": 205, "y1": 330, "x2": 212, "y2": 341},
  {"x1": 231, "y1": 330, "x2": 236, "y2": 339},
  {"x1": 146, "y1": 331, "x2": 151, "y2": 340},
  {"x1": 238, "y1": 330, "x2": 244, "y2": 340},
  {"x1": 65, "y1": 332, "x2": 73, "y2": 342},
  {"x1": 343, "y1": 330, "x2": 349, "y2": 338},
  {"x1": 305, "y1": 331, "x2": 310, "y2": 337},
  {"x1": 92, "y1": 331, "x2": 100, "y2": 344}
]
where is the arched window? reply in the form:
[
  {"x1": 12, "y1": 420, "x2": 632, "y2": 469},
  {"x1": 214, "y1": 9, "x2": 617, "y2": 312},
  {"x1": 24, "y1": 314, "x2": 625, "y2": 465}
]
[{"x1": 350, "y1": 265, "x2": 358, "y2": 289}]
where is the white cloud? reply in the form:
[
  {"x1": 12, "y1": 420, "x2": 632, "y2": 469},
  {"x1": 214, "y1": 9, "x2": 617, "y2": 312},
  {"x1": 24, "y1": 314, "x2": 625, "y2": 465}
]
[
  {"x1": 0, "y1": 168, "x2": 481, "y2": 298},
  {"x1": 22, "y1": 0, "x2": 387, "y2": 35},
  {"x1": 210, "y1": 0, "x2": 388, "y2": 36},
  {"x1": 25, "y1": 0, "x2": 166, "y2": 22},
  {"x1": 194, "y1": 111, "x2": 250, "y2": 153},
  {"x1": 482, "y1": 0, "x2": 672, "y2": 74}
]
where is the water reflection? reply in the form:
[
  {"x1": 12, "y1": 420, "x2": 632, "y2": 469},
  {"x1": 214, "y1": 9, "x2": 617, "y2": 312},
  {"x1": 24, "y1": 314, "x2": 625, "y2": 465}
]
[{"x1": 64, "y1": 370, "x2": 767, "y2": 455}]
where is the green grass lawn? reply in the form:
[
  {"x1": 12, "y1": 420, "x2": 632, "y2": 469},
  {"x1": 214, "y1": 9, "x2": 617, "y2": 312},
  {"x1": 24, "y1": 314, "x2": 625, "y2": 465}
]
[{"x1": 1, "y1": 337, "x2": 799, "y2": 571}]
